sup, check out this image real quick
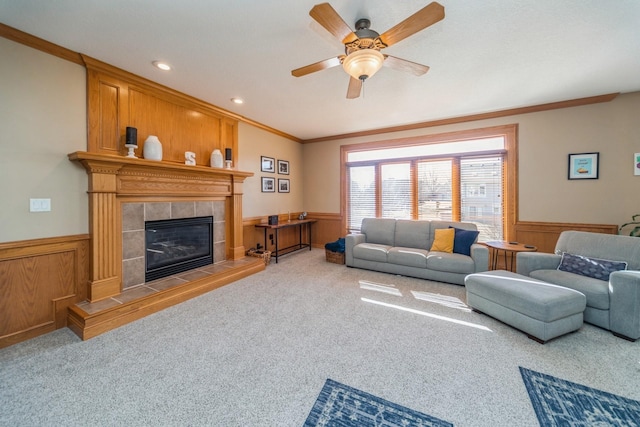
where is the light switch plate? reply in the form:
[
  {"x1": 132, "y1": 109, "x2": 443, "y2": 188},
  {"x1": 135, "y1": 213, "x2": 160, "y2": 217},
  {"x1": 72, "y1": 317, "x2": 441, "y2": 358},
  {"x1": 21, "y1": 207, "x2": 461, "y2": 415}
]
[{"x1": 30, "y1": 198, "x2": 51, "y2": 212}]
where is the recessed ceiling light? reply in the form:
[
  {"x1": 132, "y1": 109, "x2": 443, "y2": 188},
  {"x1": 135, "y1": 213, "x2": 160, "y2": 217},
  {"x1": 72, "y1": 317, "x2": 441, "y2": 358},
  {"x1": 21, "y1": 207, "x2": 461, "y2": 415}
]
[
  {"x1": 152, "y1": 61, "x2": 171, "y2": 71},
  {"x1": 231, "y1": 97, "x2": 244, "y2": 104}
]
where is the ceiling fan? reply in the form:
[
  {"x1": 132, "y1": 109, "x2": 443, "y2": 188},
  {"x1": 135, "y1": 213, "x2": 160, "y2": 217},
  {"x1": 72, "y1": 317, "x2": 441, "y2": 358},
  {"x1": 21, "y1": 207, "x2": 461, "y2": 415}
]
[{"x1": 291, "y1": 2, "x2": 445, "y2": 99}]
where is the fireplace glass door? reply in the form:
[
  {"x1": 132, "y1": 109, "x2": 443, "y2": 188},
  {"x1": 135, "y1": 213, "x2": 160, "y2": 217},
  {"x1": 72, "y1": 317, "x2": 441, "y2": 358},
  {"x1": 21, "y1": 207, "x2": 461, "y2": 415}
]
[{"x1": 145, "y1": 216, "x2": 213, "y2": 281}]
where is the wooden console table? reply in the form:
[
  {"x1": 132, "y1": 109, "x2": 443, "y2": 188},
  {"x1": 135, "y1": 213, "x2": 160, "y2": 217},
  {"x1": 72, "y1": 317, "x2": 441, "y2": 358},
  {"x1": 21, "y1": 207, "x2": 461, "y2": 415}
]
[{"x1": 255, "y1": 219, "x2": 317, "y2": 263}]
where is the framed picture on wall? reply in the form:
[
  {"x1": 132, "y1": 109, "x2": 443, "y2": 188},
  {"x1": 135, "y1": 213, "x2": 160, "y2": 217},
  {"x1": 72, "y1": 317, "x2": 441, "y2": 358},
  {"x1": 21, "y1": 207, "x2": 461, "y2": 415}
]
[
  {"x1": 261, "y1": 156, "x2": 275, "y2": 173},
  {"x1": 261, "y1": 177, "x2": 275, "y2": 192},
  {"x1": 278, "y1": 178, "x2": 290, "y2": 193},
  {"x1": 277, "y1": 159, "x2": 290, "y2": 175},
  {"x1": 635, "y1": 153, "x2": 640, "y2": 176},
  {"x1": 568, "y1": 152, "x2": 599, "y2": 180}
]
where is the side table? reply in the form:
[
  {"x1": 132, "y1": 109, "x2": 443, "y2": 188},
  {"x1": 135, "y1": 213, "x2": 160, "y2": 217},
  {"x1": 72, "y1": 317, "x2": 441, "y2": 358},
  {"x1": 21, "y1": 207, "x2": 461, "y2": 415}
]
[{"x1": 485, "y1": 241, "x2": 537, "y2": 272}]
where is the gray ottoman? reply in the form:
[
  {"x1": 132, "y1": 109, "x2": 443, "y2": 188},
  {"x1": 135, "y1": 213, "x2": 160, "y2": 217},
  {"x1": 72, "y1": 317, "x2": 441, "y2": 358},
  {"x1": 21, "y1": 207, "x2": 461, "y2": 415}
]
[{"x1": 465, "y1": 270, "x2": 586, "y2": 343}]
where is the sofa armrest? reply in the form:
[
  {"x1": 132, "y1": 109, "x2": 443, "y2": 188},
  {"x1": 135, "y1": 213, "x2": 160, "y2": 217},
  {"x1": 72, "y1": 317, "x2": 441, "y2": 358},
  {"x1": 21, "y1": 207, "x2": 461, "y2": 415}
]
[
  {"x1": 345, "y1": 233, "x2": 365, "y2": 266},
  {"x1": 470, "y1": 243, "x2": 489, "y2": 272},
  {"x1": 516, "y1": 252, "x2": 561, "y2": 276},
  {"x1": 609, "y1": 270, "x2": 640, "y2": 341}
]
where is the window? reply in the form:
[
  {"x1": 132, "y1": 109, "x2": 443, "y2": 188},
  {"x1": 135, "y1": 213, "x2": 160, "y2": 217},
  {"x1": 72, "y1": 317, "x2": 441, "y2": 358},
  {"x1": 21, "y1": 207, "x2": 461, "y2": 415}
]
[
  {"x1": 417, "y1": 160, "x2": 452, "y2": 221},
  {"x1": 461, "y1": 157, "x2": 503, "y2": 240},
  {"x1": 347, "y1": 165, "x2": 376, "y2": 231},
  {"x1": 342, "y1": 125, "x2": 517, "y2": 241},
  {"x1": 381, "y1": 163, "x2": 411, "y2": 219}
]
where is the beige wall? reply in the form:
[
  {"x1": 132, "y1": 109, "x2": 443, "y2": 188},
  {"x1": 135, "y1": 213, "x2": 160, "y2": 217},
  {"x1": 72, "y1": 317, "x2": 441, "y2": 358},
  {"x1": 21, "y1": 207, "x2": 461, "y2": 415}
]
[
  {"x1": 238, "y1": 122, "x2": 304, "y2": 218},
  {"x1": 3, "y1": 33, "x2": 638, "y2": 245},
  {"x1": 302, "y1": 92, "x2": 640, "y2": 229},
  {"x1": 0, "y1": 37, "x2": 87, "y2": 243}
]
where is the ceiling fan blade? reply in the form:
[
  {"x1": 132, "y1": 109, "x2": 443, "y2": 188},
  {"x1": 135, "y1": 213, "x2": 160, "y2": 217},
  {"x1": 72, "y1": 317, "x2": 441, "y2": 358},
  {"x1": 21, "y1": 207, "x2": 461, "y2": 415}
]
[
  {"x1": 383, "y1": 55, "x2": 430, "y2": 76},
  {"x1": 310, "y1": 3, "x2": 358, "y2": 44},
  {"x1": 291, "y1": 56, "x2": 343, "y2": 77},
  {"x1": 346, "y1": 77, "x2": 362, "y2": 99},
  {"x1": 379, "y1": 2, "x2": 445, "y2": 47}
]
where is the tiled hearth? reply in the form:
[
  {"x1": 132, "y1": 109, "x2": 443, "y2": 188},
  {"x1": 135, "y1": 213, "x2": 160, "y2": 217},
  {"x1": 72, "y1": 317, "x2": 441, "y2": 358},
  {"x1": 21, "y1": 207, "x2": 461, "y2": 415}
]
[
  {"x1": 122, "y1": 201, "x2": 226, "y2": 289},
  {"x1": 75, "y1": 256, "x2": 258, "y2": 316}
]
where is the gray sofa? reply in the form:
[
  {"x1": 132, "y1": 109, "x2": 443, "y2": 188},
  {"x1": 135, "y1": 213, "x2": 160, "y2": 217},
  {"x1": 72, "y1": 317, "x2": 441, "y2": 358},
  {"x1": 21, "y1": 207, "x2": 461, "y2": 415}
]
[
  {"x1": 345, "y1": 218, "x2": 489, "y2": 285},
  {"x1": 517, "y1": 230, "x2": 640, "y2": 341}
]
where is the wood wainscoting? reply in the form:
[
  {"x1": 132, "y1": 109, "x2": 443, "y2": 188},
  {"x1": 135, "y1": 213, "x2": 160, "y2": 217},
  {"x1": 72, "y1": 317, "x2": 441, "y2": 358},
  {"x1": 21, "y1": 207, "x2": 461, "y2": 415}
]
[
  {"x1": 245, "y1": 214, "x2": 616, "y2": 269},
  {"x1": 0, "y1": 234, "x2": 90, "y2": 349},
  {"x1": 513, "y1": 221, "x2": 618, "y2": 254},
  {"x1": 307, "y1": 212, "x2": 343, "y2": 248},
  {"x1": 485, "y1": 220, "x2": 619, "y2": 271},
  {"x1": 242, "y1": 212, "x2": 343, "y2": 253}
]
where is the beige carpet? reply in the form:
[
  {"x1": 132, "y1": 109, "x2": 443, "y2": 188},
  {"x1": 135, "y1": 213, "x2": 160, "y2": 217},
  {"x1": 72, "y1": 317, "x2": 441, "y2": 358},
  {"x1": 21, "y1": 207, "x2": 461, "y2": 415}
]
[{"x1": 1, "y1": 248, "x2": 638, "y2": 426}]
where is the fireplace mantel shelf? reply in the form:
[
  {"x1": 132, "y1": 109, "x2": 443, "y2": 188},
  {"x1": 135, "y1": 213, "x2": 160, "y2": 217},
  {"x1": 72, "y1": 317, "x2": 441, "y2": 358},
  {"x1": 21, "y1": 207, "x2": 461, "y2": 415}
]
[{"x1": 68, "y1": 151, "x2": 253, "y2": 180}]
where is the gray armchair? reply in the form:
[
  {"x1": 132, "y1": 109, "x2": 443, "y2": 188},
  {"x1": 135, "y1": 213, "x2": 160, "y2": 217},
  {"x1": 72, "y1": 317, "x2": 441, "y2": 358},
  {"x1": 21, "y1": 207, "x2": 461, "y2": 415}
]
[{"x1": 517, "y1": 231, "x2": 640, "y2": 341}]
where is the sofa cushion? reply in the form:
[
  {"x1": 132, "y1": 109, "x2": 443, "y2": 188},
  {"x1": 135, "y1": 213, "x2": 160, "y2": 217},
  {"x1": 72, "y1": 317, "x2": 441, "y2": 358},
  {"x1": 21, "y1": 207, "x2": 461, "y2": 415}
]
[
  {"x1": 394, "y1": 220, "x2": 431, "y2": 250},
  {"x1": 557, "y1": 252, "x2": 627, "y2": 281},
  {"x1": 426, "y1": 252, "x2": 476, "y2": 274},
  {"x1": 450, "y1": 227, "x2": 480, "y2": 256},
  {"x1": 362, "y1": 218, "x2": 396, "y2": 246},
  {"x1": 352, "y1": 243, "x2": 391, "y2": 263},
  {"x1": 530, "y1": 269, "x2": 610, "y2": 310},
  {"x1": 430, "y1": 228, "x2": 454, "y2": 253},
  {"x1": 388, "y1": 247, "x2": 429, "y2": 268}
]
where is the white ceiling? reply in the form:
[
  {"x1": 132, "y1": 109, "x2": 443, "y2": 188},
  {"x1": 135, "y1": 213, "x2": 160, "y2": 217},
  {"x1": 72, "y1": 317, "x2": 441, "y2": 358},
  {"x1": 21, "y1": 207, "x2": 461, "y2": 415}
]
[{"x1": 1, "y1": 0, "x2": 639, "y2": 141}]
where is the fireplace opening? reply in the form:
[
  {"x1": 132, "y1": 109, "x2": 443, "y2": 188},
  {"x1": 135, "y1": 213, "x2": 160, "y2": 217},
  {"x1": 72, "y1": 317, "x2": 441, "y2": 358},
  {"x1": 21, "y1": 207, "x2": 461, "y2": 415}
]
[{"x1": 145, "y1": 216, "x2": 213, "y2": 282}]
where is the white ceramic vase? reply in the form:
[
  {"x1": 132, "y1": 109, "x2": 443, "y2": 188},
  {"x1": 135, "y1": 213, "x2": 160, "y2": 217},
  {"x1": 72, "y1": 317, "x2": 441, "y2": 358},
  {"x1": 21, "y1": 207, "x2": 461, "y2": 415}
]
[
  {"x1": 210, "y1": 149, "x2": 224, "y2": 168},
  {"x1": 143, "y1": 135, "x2": 163, "y2": 161}
]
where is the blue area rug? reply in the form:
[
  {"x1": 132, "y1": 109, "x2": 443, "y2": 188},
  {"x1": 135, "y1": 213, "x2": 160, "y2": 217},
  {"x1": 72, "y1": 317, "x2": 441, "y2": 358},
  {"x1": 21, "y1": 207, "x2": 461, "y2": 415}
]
[
  {"x1": 304, "y1": 378, "x2": 453, "y2": 426},
  {"x1": 520, "y1": 367, "x2": 640, "y2": 426}
]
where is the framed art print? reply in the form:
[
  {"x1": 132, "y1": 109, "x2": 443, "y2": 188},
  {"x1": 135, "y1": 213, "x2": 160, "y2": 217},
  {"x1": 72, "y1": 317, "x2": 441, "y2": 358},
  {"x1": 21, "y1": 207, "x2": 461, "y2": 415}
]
[
  {"x1": 277, "y1": 159, "x2": 290, "y2": 175},
  {"x1": 278, "y1": 178, "x2": 290, "y2": 193},
  {"x1": 261, "y1": 156, "x2": 275, "y2": 173},
  {"x1": 261, "y1": 177, "x2": 275, "y2": 192},
  {"x1": 568, "y1": 152, "x2": 599, "y2": 180},
  {"x1": 635, "y1": 153, "x2": 640, "y2": 176}
]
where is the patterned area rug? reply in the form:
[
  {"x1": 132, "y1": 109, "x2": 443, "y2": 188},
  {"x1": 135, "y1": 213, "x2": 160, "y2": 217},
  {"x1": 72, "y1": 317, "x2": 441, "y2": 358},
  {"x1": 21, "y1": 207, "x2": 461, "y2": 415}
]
[
  {"x1": 520, "y1": 367, "x2": 640, "y2": 426},
  {"x1": 304, "y1": 378, "x2": 453, "y2": 426}
]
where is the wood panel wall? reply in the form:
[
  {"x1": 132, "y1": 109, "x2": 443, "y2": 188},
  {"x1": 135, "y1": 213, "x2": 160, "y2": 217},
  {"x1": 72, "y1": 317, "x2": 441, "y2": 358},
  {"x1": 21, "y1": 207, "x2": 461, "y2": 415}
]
[
  {"x1": 513, "y1": 221, "x2": 618, "y2": 254},
  {"x1": 83, "y1": 56, "x2": 238, "y2": 166},
  {"x1": 0, "y1": 235, "x2": 89, "y2": 349},
  {"x1": 244, "y1": 213, "x2": 619, "y2": 267},
  {"x1": 242, "y1": 212, "x2": 344, "y2": 255}
]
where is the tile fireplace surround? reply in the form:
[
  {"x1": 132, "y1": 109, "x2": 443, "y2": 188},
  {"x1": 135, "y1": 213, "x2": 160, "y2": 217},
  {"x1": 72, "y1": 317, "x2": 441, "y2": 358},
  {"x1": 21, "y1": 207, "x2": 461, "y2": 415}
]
[
  {"x1": 122, "y1": 201, "x2": 226, "y2": 289},
  {"x1": 69, "y1": 151, "x2": 253, "y2": 302}
]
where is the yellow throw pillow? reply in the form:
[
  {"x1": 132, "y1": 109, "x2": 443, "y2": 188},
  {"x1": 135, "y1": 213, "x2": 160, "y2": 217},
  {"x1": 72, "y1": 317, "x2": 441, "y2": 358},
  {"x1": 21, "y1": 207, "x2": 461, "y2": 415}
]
[{"x1": 430, "y1": 228, "x2": 455, "y2": 253}]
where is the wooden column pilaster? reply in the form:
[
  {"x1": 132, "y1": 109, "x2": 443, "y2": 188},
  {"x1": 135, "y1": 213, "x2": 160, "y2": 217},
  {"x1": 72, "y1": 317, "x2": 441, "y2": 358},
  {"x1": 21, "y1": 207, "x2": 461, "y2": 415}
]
[
  {"x1": 82, "y1": 160, "x2": 123, "y2": 301},
  {"x1": 228, "y1": 177, "x2": 246, "y2": 260}
]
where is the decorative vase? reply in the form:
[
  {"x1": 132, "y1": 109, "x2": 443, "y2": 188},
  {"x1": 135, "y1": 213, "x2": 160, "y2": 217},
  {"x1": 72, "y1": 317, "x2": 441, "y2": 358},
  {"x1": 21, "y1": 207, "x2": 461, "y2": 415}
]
[
  {"x1": 143, "y1": 135, "x2": 162, "y2": 161},
  {"x1": 210, "y1": 149, "x2": 224, "y2": 168}
]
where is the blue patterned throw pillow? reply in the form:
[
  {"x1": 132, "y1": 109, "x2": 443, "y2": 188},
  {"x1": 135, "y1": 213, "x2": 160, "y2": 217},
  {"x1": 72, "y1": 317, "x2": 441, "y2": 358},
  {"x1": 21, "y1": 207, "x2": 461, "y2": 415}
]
[{"x1": 557, "y1": 252, "x2": 627, "y2": 281}]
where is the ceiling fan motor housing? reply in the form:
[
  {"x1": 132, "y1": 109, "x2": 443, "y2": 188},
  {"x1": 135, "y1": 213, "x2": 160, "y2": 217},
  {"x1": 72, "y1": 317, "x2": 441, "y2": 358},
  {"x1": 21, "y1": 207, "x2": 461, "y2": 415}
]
[{"x1": 344, "y1": 19, "x2": 386, "y2": 55}]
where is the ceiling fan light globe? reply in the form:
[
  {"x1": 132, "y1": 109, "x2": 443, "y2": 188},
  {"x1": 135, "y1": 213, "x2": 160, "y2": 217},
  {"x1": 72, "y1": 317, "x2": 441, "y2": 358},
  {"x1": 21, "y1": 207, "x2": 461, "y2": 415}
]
[{"x1": 342, "y1": 49, "x2": 384, "y2": 81}]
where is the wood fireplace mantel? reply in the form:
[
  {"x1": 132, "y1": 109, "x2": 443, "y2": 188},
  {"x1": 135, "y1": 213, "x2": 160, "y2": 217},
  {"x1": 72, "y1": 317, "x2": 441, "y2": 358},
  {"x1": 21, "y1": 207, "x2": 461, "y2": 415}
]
[{"x1": 69, "y1": 151, "x2": 253, "y2": 301}]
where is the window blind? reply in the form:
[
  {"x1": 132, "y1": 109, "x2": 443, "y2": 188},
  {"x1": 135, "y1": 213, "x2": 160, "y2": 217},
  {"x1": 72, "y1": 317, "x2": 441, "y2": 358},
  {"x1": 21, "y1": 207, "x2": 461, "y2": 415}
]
[
  {"x1": 460, "y1": 156, "x2": 503, "y2": 241},
  {"x1": 348, "y1": 165, "x2": 376, "y2": 231},
  {"x1": 381, "y1": 163, "x2": 411, "y2": 219},
  {"x1": 417, "y1": 160, "x2": 453, "y2": 221}
]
